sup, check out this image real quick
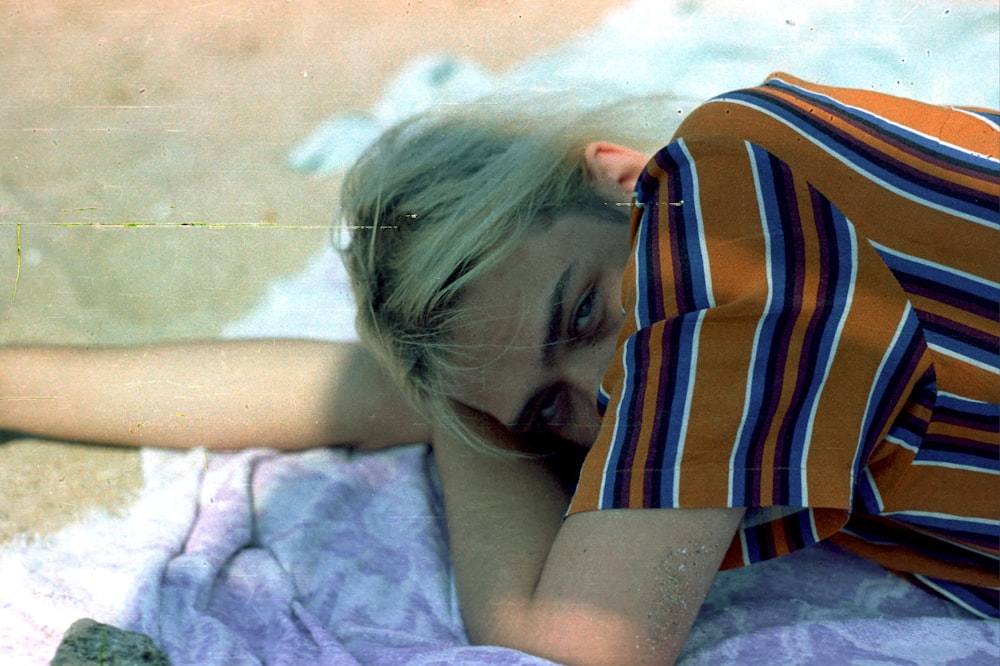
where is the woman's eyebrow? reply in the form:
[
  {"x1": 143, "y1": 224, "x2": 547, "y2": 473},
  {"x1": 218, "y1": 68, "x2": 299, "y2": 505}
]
[
  {"x1": 510, "y1": 263, "x2": 575, "y2": 432},
  {"x1": 542, "y1": 263, "x2": 575, "y2": 369}
]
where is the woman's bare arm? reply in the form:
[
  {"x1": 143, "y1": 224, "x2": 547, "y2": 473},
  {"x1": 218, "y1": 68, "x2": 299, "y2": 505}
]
[
  {"x1": 0, "y1": 340, "x2": 430, "y2": 451},
  {"x1": 432, "y1": 409, "x2": 742, "y2": 666}
]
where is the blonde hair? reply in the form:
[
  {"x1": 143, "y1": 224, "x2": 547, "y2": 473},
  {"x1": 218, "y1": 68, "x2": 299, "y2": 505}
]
[{"x1": 338, "y1": 94, "x2": 673, "y2": 448}]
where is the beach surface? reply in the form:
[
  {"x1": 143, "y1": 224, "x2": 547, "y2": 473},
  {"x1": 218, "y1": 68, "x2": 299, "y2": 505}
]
[{"x1": 0, "y1": 0, "x2": 621, "y2": 541}]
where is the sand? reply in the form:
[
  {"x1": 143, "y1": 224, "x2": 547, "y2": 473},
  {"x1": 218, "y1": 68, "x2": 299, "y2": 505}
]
[{"x1": 0, "y1": 0, "x2": 622, "y2": 541}]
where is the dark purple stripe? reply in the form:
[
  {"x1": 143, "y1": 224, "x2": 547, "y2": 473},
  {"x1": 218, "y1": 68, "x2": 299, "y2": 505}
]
[
  {"x1": 917, "y1": 310, "x2": 1000, "y2": 355},
  {"x1": 894, "y1": 409, "x2": 931, "y2": 437},
  {"x1": 894, "y1": 271, "x2": 999, "y2": 323},
  {"x1": 910, "y1": 576, "x2": 1000, "y2": 618},
  {"x1": 645, "y1": 318, "x2": 687, "y2": 507},
  {"x1": 935, "y1": 404, "x2": 1000, "y2": 433},
  {"x1": 773, "y1": 185, "x2": 848, "y2": 503},
  {"x1": 920, "y1": 433, "x2": 998, "y2": 462},
  {"x1": 611, "y1": 333, "x2": 649, "y2": 506},
  {"x1": 753, "y1": 86, "x2": 1000, "y2": 197},
  {"x1": 860, "y1": 344, "x2": 932, "y2": 469},
  {"x1": 846, "y1": 514, "x2": 1000, "y2": 570},
  {"x1": 653, "y1": 147, "x2": 698, "y2": 317},
  {"x1": 634, "y1": 164, "x2": 667, "y2": 327},
  {"x1": 757, "y1": 155, "x2": 813, "y2": 503},
  {"x1": 641, "y1": 198, "x2": 665, "y2": 325}
]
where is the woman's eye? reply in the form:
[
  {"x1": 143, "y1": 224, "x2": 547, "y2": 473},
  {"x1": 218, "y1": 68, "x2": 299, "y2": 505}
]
[
  {"x1": 538, "y1": 390, "x2": 560, "y2": 423},
  {"x1": 571, "y1": 288, "x2": 597, "y2": 337}
]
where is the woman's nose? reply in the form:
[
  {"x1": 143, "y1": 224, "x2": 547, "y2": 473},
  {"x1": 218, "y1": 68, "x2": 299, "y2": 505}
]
[
  {"x1": 561, "y1": 330, "x2": 620, "y2": 447},
  {"x1": 567, "y1": 325, "x2": 619, "y2": 399}
]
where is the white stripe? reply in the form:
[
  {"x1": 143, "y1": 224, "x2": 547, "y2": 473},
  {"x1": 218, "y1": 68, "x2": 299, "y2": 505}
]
[
  {"x1": 884, "y1": 432, "x2": 920, "y2": 454},
  {"x1": 881, "y1": 510, "x2": 1000, "y2": 528},
  {"x1": 796, "y1": 222, "x2": 858, "y2": 506},
  {"x1": 710, "y1": 97, "x2": 998, "y2": 229},
  {"x1": 912, "y1": 575, "x2": 997, "y2": 619},
  {"x1": 738, "y1": 528, "x2": 751, "y2": 566},
  {"x1": 952, "y1": 105, "x2": 1000, "y2": 134},
  {"x1": 767, "y1": 75, "x2": 1000, "y2": 166},
  {"x1": 728, "y1": 141, "x2": 774, "y2": 504},
  {"x1": 851, "y1": 303, "x2": 916, "y2": 488},
  {"x1": 670, "y1": 310, "x2": 705, "y2": 506},
  {"x1": 938, "y1": 390, "x2": 996, "y2": 407},
  {"x1": 911, "y1": 459, "x2": 1000, "y2": 475},
  {"x1": 868, "y1": 240, "x2": 1000, "y2": 291},
  {"x1": 676, "y1": 139, "x2": 716, "y2": 308},
  {"x1": 806, "y1": 509, "x2": 821, "y2": 546},
  {"x1": 927, "y1": 341, "x2": 1000, "y2": 376},
  {"x1": 598, "y1": 339, "x2": 633, "y2": 508},
  {"x1": 862, "y1": 466, "x2": 886, "y2": 512},
  {"x1": 632, "y1": 213, "x2": 645, "y2": 328}
]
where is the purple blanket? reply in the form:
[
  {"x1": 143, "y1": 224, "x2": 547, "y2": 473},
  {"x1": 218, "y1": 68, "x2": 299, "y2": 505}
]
[
  {"x1": 123, "y1": 448, "x2": 999, "y2": 665},
  {"x1": 2, "y1": 444, "x2": 996, "y2": 664}
]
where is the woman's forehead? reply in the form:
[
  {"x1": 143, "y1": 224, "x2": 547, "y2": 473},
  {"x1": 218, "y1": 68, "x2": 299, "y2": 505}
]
[
  {"x1": 450, "y1": 247, "x2": 561, "y2": 362},
  {"x1": 454, "y1": 209, "x2": 628, "y2": 352},
  {"x1": 446, "y1": 210, "x2": 629, "y2": 422}
]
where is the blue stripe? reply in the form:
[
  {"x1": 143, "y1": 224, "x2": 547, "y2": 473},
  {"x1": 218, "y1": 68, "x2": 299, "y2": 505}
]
[
  {"x1": 603, "y1": 334, "x2": 641, "y2": 508},
  {"x1": 740, "y1": 524, "x2": 762, "y2": 563},
  {"x1": 795, "y1": 510, "x2": 823, "y2": 549},
  {"x1": 846, "y1": 514, "x2": 1000, "y2": 565},
  {"x1": 730, "y1": 143, "x2": 787, "y2": 504},
  {"x1": 853, "y1": 305, "x2": 925, "y2": 479},
  {"x1": 649, "y1": 140, "x2": 714, "y2": 317},
  {"x1": 885, "y1": 426, "x2": 923, "y2": 453},
  {"x1": 737, "y1": 510, "x2": 825, "y2": 564},
  {"x1": 855, "y1": 468, "x2": 885, "y2": 514},
  {"x1": 925, "y1": 329, "x2": 1000, "y2": 371},
  {"x1": 869, "y1": 241, "x2": 1000, "y2": 314},
  {"x1": 715, "y1": 89, "x2": 999, "y2": 228},
  {"x1": 884, "y1": 511, "x2": 1000, "y2": 539},
  {"x1": 785, "y1": 191, "x2": 857, "y2": 506},
  {"x1": 766, "y1": 76, "x2": 1000, "y2": 173},
  {"x1": 671, "y1": 140, "x2": 714, "y2": 311},
  {"x1": 935, "y1": 392, "x2": 1000, "y2": 432},
  {"x1": 938, "y1": 392, "x2": 1000, "y2": 420},
  {"x1": 884, "y1": 374, "x2": 936, "y2": 453},
  {"x1": 838, "y1": 524, "x2": 899, "y2": 548},
  {"x1": 633, "y1": 195, "x2": 656, "y2": 330},
  {"x1": 656, "y1": 312, "x2": 703, "y2": 506},
  {"x1": 913, "y1": 448, "x2": 1000, "y2": 474},
  {"x1": 915, "y1": 391, "x2": 1000, "y2": 473},
  {"x1": 914, "y1": 575, "x2": 1000, "y2": 619}
]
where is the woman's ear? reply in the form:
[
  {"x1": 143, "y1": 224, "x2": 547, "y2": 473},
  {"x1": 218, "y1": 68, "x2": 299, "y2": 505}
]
[{"x1": 583, "y1": 141, "x2": 648, "y2": 201}]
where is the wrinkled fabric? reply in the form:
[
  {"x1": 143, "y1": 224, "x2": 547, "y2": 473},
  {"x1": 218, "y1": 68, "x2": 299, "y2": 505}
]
[{"x1": 2, "y1": 445, "x2": 997, "y2": 665}]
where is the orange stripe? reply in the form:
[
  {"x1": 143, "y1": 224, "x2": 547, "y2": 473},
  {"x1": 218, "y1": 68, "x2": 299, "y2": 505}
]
[{"x1": 763, "y1": 83, "x2": 999, "y2": 193}]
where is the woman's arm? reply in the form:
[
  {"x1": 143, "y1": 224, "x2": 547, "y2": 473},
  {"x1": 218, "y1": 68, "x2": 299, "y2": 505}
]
[
  {"x1": 0, "y1": 340, "x2": 430, "y2": 451},
  {"x1": 433, "y1": 409, "x2": 742, "y2": 666}
]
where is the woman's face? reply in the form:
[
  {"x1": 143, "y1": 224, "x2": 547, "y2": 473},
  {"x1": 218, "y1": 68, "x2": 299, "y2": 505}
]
[{"x1": 449, "y1": 210, "x2": 631, "y2": 448}]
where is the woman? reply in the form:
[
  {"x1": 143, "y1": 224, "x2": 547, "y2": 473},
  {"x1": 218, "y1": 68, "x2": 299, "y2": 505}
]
[{"x1": 2, "y1": 73, "x2": 997, "y2": 665}]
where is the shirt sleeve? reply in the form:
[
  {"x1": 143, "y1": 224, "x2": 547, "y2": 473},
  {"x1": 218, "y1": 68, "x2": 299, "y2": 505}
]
[{"x1": 569, "y1": 131, "x2": 928, "y2": 520}]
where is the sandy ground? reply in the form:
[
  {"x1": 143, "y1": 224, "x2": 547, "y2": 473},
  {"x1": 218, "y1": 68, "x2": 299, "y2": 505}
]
[{"x1": 0, "y1": 0, "x2": 623, "y2": 541}]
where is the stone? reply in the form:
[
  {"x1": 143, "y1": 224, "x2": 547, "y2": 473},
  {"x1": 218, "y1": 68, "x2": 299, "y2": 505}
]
[{"x1": 50, "y1": 618, "x2": 170, "y2": 666}]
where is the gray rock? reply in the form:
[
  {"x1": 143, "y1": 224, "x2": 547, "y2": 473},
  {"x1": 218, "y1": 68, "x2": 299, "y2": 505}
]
[{"x1": 50, "y1": 618, "x2": 169, "y2": 666}]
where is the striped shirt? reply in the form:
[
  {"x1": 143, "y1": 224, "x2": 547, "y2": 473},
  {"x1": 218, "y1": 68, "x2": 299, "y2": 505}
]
[{"x1": 568, "y1": 73, "x2": 1000, "y2": 618}]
